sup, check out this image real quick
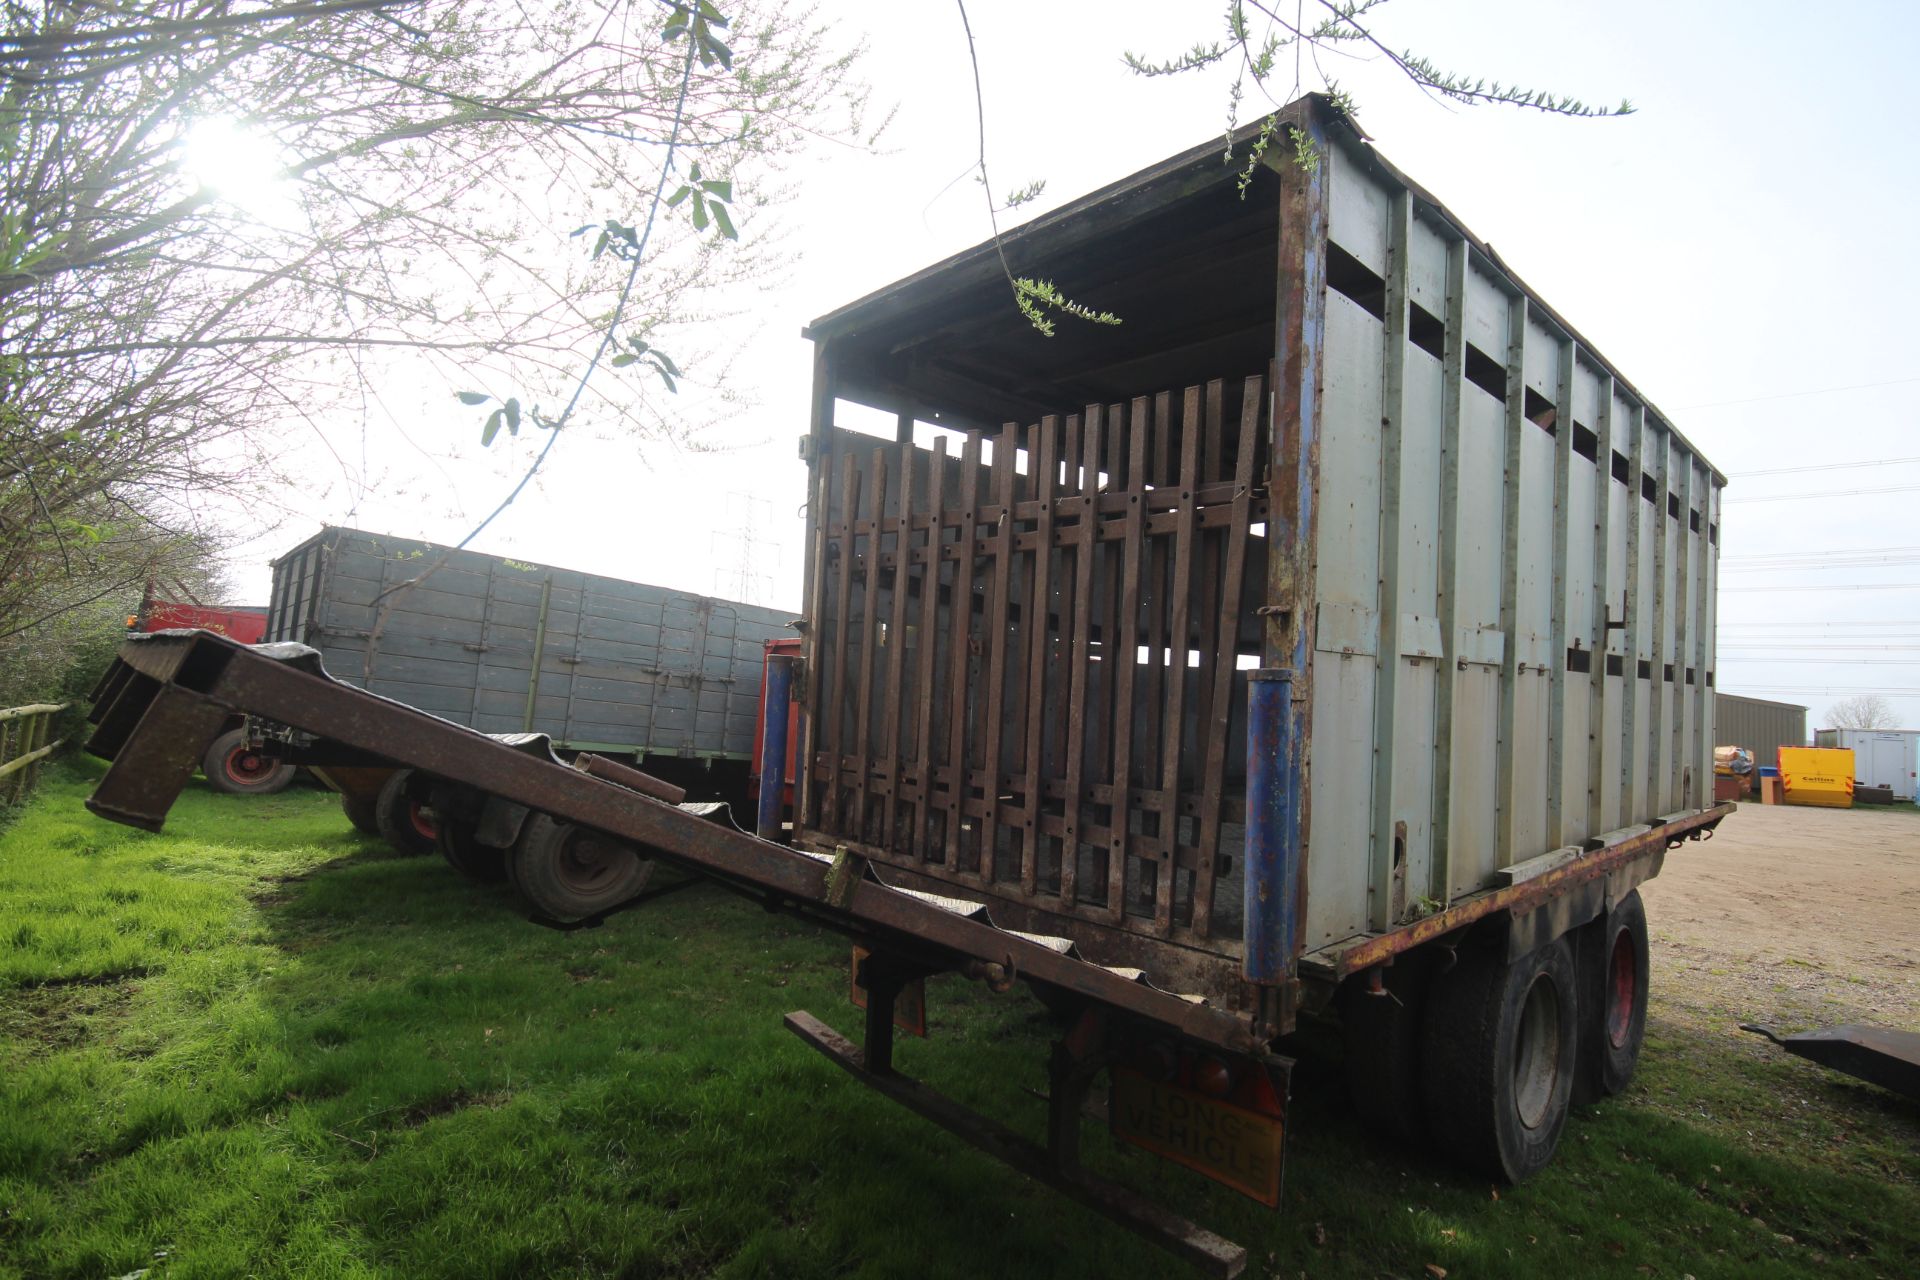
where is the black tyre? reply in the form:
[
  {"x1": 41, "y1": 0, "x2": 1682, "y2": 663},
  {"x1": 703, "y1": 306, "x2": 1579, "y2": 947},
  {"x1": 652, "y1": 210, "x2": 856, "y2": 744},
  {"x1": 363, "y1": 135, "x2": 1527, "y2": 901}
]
[
  {"x1": 437, "y1": 815, "x2": 508, "y2": 883},
  {"x1": 341, "y1": 790, "x2": 381, "y2": 836},
  {"x1": 374, "y1": 770, "x2": 438, "y2": 856},
  {"x1": 510, "y1": 814, "x2": 653, "y2": 921},
  {"x1": 1340, "y1": 953, "x2": 1435, "y2": 1145},
  {"x1": 202, "y1": 728, "x2": 296, "y2": 795},
  {"x1": 1421, "y1": 937, "x2": 1580, "y2": 1183},
  {"x1": 1586, "y1": 890, "x2": 1650, "y2": 1098}
]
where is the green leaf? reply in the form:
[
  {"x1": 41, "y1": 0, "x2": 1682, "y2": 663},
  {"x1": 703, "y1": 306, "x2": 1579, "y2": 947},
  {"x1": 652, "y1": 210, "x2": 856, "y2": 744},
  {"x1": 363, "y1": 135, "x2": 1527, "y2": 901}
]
[
  {"x1": 700, "y1": 179, "x2": 732, "y2": 202},
  {"x1": 628, "y1": 337, "x2": 649, "y2": 353},
  {"x1": 504, "y1": 398, "x2": 521, "y2": 434},
  {"x1": 710, "y1": 201, "x2": 736, "y2": 240},
  {"x1": 690, "y1": 197, "x2": 708, "y2": 231},
  {"x1": 611, "y1": 353, "x2": 637, "y2": 368},
  {"x1": 697, "y1": 0, "x2": 728, "y2": 26},
  {"x1": 665, "y1": 185, "x2": 691, "y2": 208},
  {"x1": 656, "y1": 366, "x2": 678, "y2": 394},
  {"x1": 652, "y1": 350, "x2": 682, "y2": 377},
  {"x1": 687, "y1": 162, "x2": 702, "y2": 182},
  {"x1": 456, "y1": 391, "x2": 489, "y2": 406},
  {"x1": 702, "y1": 37, "x2": 732, "y2": 69},
  {"x1": 482, "y1": 409, "x2": 503, "y2": 446}
]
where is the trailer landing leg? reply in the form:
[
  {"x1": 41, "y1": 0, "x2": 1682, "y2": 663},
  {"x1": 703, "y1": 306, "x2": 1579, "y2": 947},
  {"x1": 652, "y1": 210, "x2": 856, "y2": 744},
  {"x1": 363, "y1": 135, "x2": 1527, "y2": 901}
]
[{"x1": 783, "y1": 1010, "x2": 1248, "y2": 1278}]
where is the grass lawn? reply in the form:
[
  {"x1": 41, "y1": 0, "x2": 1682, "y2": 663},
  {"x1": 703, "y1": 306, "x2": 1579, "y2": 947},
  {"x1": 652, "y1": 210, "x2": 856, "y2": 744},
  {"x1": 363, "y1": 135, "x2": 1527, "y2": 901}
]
[{"x1": 2, "y1": 757, "x2": 1916, "y2": 1279}]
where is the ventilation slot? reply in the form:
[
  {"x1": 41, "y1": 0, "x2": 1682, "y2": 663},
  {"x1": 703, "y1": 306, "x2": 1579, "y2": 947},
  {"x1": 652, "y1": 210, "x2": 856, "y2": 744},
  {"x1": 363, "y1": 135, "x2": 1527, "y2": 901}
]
[
  {"x1": 1688, "y1": 508, "x2": 1701, "y2": 533},
  {"x1": 1524, "y1": 388, "x2": 1557, "y2": 434},
  {"x1": 1611, "y1": 450, "x2": 1631, "y2": 485},
  {"x1": 1667, "y1": 494, "x2": 1682, "y2": 521},
  {"x1": 1326, "y1": 244, "x2": 1386, "y2": 320},
  {"x1": 1685, "y1": 667, "x2": 1696, "y2": 686},
  {"x1": 1572, "y1": 422, "x2": 1598, "y2": 463},
  {"x1": 1709, "y1": 522, "x2": 1719, "y2": 546},
  {"x1": 1640, "y1": 473, "x2": 1657, "y2": 504},
  {"x1": 1605, "y1": 653, "x2": 1624, "y2": 677},
  {"x1": 1636, "y1": 659, "x2": 1652, "y2": 680},
  {"x1": 1565, "y1": 646, "x2": 1592, "y2": 674},
  {"x1": 1463, "y1": 343, "x2": 1506, "y2": 402},
  {"x1": 1705, "y1": 669, "x2": 1715, "y2": 687},
  {"x1": 1408, "y1": 303, "x2": 1444, "y2": 360},
  {"x1": 1663, "y1": 663, "x2": 1676, "y2": 683}
]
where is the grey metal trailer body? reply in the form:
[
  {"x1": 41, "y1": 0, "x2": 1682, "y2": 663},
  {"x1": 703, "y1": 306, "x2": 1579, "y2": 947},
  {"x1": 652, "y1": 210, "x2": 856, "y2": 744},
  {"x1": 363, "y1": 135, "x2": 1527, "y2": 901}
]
[
  {"x1": 796, "y1": 92, "x2": 1728, "y2": 1184},
  {"x1": 266, "y1": 526, "x2": 793, "y2": 771}
]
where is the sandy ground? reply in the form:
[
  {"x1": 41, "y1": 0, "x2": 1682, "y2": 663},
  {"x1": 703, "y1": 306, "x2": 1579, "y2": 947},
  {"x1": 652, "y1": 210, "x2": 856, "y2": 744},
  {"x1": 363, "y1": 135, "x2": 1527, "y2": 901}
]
[{"x1": 1641, "y1": 801, "x2": 1920, "y2": 1032}]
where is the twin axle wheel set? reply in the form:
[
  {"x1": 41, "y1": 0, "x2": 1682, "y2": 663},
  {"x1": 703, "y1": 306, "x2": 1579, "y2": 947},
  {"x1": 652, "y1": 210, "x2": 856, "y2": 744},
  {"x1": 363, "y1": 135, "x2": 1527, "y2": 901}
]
[
  {"x1": 342, "y1": 769, "x2": 654, "y2": 923},
  {"x1": 1340, "y1": 889, "x2": 1652, "y2": 1181}
]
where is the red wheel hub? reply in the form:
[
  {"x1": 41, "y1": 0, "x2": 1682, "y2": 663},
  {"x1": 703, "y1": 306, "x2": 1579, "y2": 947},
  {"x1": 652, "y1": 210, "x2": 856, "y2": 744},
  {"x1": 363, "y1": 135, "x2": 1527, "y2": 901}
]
[
  {"x1": 224, "y1": 745, "x2": 276, "y2": 783},
  {"x1": 1606, "y1": 927, "x2": 1637, "y2": 1050},
  {"x1": 408, "y1": 799, "x2": 437, "y2": 841}
]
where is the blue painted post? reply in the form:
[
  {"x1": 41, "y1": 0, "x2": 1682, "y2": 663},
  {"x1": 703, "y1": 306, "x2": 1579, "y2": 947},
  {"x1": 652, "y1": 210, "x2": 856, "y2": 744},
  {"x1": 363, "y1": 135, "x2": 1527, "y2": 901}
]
[
  {"x1": 757, "y1": 653, "x2": 799, "y2": 841},
  {"x1": 1244, "y1": 669, "x2": 1297, "y2": 984}
]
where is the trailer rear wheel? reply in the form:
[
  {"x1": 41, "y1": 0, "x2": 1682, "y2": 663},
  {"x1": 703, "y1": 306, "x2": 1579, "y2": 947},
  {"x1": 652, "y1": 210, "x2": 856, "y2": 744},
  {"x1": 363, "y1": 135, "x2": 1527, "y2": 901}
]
[
  {"x1": 374, "y1": 770, "x2": 438, "y2": 856},
  {"x1": 202, "y1": 729, "x2": 296, "y2": 795},
  {"x1": 340, "y1": 790, "x2": 380, "y2": 836},
  {"x1": 1421, "y1": 937, "x2": 1579, "y2": 1183},
  {"x1": 1588, "y1": 890, "x2": 1650, "y2": 1098},
  {"x1": 511, "y1": 814, "x2": 653, "y2": 922}
]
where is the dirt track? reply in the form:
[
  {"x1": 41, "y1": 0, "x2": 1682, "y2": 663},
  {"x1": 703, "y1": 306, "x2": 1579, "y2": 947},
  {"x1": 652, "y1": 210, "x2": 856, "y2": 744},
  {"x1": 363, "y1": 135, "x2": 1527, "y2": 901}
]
[{"x1": 1641, "y1": 801, "x2": 1920, "y2": 1032}]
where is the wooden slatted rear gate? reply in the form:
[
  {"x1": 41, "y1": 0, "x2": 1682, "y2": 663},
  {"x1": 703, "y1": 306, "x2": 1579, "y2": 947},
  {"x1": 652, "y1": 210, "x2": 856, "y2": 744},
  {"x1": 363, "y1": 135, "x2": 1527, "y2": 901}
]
[{"x1": 801, "y1": 378, "x2": 1269, "y2": 974}]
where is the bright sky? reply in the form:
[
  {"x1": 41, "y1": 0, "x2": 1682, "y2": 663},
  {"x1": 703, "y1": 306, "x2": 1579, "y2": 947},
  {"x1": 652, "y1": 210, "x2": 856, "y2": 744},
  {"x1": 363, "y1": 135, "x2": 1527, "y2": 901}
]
[{"x1": 218, "y1": 0, "x2": 1920, "y2": 732}]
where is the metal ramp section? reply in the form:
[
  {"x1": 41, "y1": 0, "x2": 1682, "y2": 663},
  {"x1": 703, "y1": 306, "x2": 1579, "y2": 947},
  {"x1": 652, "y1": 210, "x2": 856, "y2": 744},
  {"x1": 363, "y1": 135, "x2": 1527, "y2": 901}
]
[{"x1": 81, "y1": 631, "x2": 1272, "y2": 1277}]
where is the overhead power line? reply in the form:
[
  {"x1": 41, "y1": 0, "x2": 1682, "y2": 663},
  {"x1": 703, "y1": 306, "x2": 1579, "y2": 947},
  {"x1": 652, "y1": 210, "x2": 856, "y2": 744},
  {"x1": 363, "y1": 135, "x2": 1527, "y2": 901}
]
[
  {"x1": 1721, "y1": 585, "x2": 1920, "y2": 593},
  {"x1": 1675, "y1": 374, "x2": 1920, "y2": 411},
  {"x1": 1730, "y1": 456, "x2": 1920, "y2": 479},
  {"x1": 1724, "y1": 484, "x2": 1920, "y2": 504}
]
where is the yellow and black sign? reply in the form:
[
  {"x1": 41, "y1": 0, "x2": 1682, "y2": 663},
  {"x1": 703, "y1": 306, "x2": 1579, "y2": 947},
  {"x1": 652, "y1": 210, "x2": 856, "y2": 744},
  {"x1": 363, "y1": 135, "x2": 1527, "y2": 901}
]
[{"x1": 1109, "y1": 1067, "x2": 1285, "y2": 1205}]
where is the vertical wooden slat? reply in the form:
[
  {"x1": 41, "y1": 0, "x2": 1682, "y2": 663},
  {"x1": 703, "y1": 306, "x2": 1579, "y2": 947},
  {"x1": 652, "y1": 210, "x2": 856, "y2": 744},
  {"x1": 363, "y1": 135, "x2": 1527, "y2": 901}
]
[
  {"x1": 945, "y1": 433, "x2": 982, "y2": 869},
  {"x1": 978, "y1": 422, "x2": 1020, "y2": 882},
  {"x1": 1107, "y1": 396, "x2": 1150, "y2": 922},
  {"x1": 914, "y1": 438, "x2": 948, "y2": 862},
  {"x1": 1155, "y1": 385, "x2": 1202, "y2": 934},
  {"x1": 852, "y1": 447, "x2": 887, "y2": 842},
  {"x1": 1020, "y1": 417, "x2": 1061, "y2": 895},
  {"x1": 881, "y1": 443, "x2": 915, "y2": 851},
  {"x1": 1059, "y1": 405, "x2": 1102, "y2": 907},
  {"x1": 1188, "y1": 381, "x2": 1226, "y2": 907},
  {"x1": 823, "y1": 452, "x2": 859, "y2": 831},
  {"x1": 1140, "y1": 390, "x2": 1173, "y2": 890},
  {"x1": 1193, "y1": 374, "x2": 1262, "y2": 938},
  {"x1": 1045, "y1": 412, "x2": 1085, "y2": 892}
]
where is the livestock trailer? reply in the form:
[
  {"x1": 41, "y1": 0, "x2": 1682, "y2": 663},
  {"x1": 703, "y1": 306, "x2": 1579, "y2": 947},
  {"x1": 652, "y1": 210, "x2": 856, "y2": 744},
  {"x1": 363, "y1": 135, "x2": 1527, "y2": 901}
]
[
  {"x1": 81, "y1": 96, "x2": 1730, "y2": 1274},
  {"x1": 267, "y1": 526, "x2": 793, "y2": 778},
  {"x1": 1813, "y1": 727, "x2": 1918, "y2": 802}
]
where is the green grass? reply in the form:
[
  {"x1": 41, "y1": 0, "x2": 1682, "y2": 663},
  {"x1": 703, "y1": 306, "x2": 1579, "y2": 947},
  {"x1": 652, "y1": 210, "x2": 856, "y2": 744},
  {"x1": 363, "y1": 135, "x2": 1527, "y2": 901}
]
[{"x1": 3, "y1": 758, "x2": 1917, "y2": 1280}]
